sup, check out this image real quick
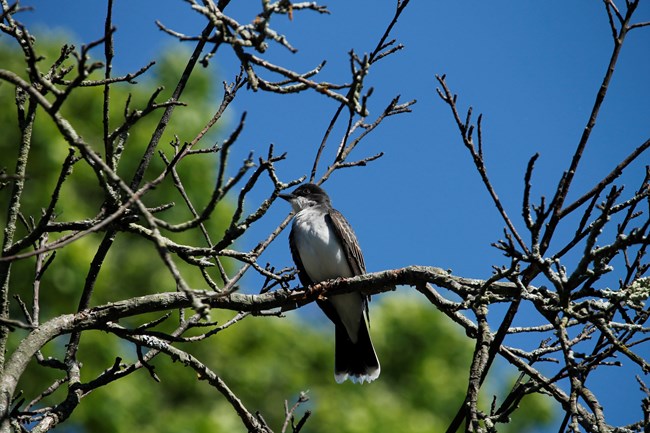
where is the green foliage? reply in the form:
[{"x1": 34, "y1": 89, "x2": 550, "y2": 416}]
[
  {"x1": 0, "y1": 33, "x2": 232, "y2": 428},
  {"x1": 69, "y1": 295, "x2": 552, "y2": 433},
  {"x1": 0, "y1": 34, "x2": 227, "y2": 306}
]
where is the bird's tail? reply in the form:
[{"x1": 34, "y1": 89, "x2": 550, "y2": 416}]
[{"x1": 334, "y1": 319, "x2": 380, "y2": 384}]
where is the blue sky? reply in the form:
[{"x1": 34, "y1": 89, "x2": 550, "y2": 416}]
[{"x1": 17, "y1": 0, "x2": 650, "y2": 429}]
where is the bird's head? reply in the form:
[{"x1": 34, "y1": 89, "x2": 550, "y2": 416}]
[{"x1": 279, "y1": 183, "x2": 331, "y2": 212}]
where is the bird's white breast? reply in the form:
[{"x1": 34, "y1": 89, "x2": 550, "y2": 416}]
[
  {"x1": 293, "y1": 207, "x2": 353, "y2": 283},
  {"x1": 293, "y1": 206, "x2": 364, "y2": 341}
]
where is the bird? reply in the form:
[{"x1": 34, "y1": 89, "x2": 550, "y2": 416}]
[{"x1": 280, "y1": 183, "x2": 380, "y2": 384}]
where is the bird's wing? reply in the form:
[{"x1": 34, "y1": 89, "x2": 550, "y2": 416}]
[
  {"x1": 325, "y1": 208, "x2": 370, "y2": 321},
  {"x1": 326, "y1": 208, "x2": 366, "y2": 276}
]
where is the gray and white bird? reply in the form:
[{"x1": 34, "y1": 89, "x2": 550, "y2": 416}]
[{"x1": 280, "y1": 183, "x2": 380, "y2": 384}]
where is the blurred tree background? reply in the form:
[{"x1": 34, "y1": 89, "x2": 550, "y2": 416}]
[{"x1": 0, "y1": 36, "x2": 552, "y2": 432}]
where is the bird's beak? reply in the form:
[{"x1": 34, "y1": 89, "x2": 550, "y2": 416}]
[{"x1": 279, "y1": 192, "x2": 294, "y2": 202}]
